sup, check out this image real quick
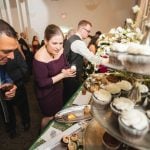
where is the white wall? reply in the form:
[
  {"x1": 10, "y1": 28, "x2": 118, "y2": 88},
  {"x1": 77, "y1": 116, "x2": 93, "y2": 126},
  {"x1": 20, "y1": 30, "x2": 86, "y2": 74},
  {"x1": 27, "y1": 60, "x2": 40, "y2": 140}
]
[
  {"x1": 1, "y1": 0, "x2": 136, "y2": 43},
  {"x1": 27, "y1": 0, "x2": 136, "y2": 42}
]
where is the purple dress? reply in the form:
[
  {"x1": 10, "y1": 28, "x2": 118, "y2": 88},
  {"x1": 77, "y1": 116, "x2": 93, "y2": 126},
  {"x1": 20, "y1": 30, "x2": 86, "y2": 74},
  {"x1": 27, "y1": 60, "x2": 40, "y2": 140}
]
[{"x1": 33, "y1": 53, "x2": 68, "y2": 116}]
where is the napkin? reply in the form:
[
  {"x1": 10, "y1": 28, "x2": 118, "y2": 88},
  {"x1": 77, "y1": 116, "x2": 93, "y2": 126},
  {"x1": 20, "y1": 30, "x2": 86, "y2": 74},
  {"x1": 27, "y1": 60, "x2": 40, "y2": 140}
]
[
  {"x1": 73, "y1": 90, "x2": 92, "y2": 105},
  {"x1": 41, "y1": 126, "x2": 62, "y2": 142},
  {"x1": 37, "y1": 123, "x2": 81, "y2": 150}
]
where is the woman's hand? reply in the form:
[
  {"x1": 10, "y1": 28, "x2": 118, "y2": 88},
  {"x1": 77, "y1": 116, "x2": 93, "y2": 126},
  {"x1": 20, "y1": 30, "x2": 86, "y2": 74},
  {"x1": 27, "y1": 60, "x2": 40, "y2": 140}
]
[
  {"x1": 0, "y1": 83, "x2": 17, "y2": 100},
  {"x1": 61, "y1": 68, "x2": 76, "y2": 78}
]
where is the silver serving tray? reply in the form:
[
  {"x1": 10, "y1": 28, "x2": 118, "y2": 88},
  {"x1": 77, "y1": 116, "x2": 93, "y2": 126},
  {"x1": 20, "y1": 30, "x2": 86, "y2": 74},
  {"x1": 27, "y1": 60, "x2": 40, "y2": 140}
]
[{"x1": 55, "y1": 105, "x2": 92, "y2": 123}]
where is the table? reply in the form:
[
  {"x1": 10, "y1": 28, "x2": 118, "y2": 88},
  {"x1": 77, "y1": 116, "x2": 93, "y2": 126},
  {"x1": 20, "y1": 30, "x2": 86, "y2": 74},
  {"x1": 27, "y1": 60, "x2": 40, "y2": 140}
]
[{"x1": 29, "y1": 85, "x2": 92, "y2": 150}]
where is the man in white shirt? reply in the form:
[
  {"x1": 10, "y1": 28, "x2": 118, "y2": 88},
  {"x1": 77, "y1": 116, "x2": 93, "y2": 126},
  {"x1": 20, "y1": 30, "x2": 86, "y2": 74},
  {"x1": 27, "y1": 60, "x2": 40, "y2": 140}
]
[{"x1": 63, "y1": 20, "x2": 103, "y2": 104}]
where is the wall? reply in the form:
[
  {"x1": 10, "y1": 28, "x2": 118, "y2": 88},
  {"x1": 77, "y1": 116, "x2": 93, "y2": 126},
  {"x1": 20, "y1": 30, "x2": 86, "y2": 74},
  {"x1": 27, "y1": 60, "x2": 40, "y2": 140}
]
[
  {"x1": 0, "y1": 0, "x2": 136, "y2": 42},
  {"x1": 27, "y1": 0, "x2": 136, "y2": 42}
]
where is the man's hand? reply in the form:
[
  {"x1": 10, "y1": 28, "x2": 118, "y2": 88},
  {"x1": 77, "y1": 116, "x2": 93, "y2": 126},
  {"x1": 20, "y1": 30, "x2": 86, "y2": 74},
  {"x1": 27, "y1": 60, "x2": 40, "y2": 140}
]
[{"x1": 0, "y1": 83, "x2": 17, "y2": 100}]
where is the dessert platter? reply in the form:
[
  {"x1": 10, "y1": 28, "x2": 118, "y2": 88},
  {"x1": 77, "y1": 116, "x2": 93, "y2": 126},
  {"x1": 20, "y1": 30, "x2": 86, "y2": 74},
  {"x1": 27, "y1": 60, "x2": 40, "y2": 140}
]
[
  {"x1": 83, "y1": 72, "x2": 134, "y2": 93},
  {"x1": 55, "y1": 105, "x2": 92, "y2": 123},
  {"x1": 88, "y1": 72, "x2": 150, "y2": 149},
  {"x1": 91, "y1": 104, "x2": 150, "y2": 150},
  {"x1": 81, "y1": 67, "x2": 150, "y2": 150}
]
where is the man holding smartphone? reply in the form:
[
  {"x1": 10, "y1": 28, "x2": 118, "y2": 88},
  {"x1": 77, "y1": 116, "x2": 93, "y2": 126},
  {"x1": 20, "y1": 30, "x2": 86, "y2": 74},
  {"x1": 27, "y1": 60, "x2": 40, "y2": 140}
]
[{"x1": 0, "y1": 19, "x2": 17, "y2": 131}]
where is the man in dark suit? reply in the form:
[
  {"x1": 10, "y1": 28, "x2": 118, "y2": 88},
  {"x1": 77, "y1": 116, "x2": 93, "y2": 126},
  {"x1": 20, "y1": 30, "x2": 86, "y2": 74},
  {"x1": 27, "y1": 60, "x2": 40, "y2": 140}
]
[{"x1": 0, "y1": 19, "x2": 17, "y2": 137}]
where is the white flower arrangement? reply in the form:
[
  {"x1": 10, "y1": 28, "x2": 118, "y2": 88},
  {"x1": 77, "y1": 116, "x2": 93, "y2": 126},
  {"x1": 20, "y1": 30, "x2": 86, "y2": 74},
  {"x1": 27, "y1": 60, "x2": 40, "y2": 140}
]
[
  {"x1": 92, "y1": 4, "x2": 143, "y2": 68},
  {"x1": 96, "y1": 19, "x2": 143, "y2": 59}
]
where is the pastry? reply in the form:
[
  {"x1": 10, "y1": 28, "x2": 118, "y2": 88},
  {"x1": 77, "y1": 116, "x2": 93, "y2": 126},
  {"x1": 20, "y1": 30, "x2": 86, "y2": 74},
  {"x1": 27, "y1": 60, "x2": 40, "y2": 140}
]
[
  {"x1": 89, "y1": 83, "x2": 100, "y2": 93},
  {"x1": 67, "y1": 113, "x2": 76, "y2": 120},
  {"x1": 106, "y1": 74, "x2": 121, "y2": 83},
  {"x1": 138, "y1": 83, "x2": 149, "y2": 98},
  {"x1": 92, "y1": 89, "x2": 112, "y2": 109},
  {"x1": 117, "y1": 80, "x2": 132, "y2": 96},
  {"x1": 120, "y1": 43, "x2": 150, "y2": 75},
  {"x1": 62, "y1": 135, "x2": 70, "y2": 144},
  {"x1": 105, "y1": 83, "x2": 121, "y2": 97},
  {"x1": 67, "y1": 141, "x2": 77, "y2": 150},
  {"x1": 118, "y1": 109, "x2": 149, "y2": 141},
  {"x1": 109, "y1": 51, "x2": 123, "y2": 66},
  {"x1": 70, "y1": 65, "x2": 76, "y2": 72},
  {"x1": 110, "y1": 97, "x2": 134, "y2": 115},
  {"x1": 127, "y1": 43, "x2": 150, "y2": 55},
  {"x1": 70, "y1": 133, "x2": 78, "y2": 142},
  {"x1": 83, "y1": 105, "x2": 91, "y2": 115},
  {"x1": 111, "y1": 42, "x2": 128, "y2": 53}
]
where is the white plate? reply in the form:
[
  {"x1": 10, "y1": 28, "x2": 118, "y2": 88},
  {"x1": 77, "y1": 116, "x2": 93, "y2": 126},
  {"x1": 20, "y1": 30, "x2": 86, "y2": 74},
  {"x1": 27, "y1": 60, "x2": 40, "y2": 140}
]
[{"x1": 55, "y1": 105, "x2": 92, "y2": 123}]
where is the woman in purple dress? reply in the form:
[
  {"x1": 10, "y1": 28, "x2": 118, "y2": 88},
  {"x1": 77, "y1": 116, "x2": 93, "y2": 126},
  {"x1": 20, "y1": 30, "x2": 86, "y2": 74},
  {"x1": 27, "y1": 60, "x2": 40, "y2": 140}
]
[{"x1": 33, "y1": 24, "x2": 76, "y2": 129}]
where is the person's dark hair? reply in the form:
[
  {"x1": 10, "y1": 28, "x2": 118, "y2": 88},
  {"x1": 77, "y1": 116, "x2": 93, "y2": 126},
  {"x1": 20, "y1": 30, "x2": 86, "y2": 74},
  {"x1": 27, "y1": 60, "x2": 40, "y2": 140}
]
[
  {"x1": 0, "y1": 19, "x2": 17, "y2": 39},
  {"x1": 32, "y1": 35, "x2": 36, "y2": 40},
  {"x1": 44, "y1": 24, "x2": 64, "y2": 41},
  {"x1": 95, "y1": 31, "x2": 102, "y2": 36},
  {"x1": 78, "y1": 20, "x2": 92, "y2": 28}
]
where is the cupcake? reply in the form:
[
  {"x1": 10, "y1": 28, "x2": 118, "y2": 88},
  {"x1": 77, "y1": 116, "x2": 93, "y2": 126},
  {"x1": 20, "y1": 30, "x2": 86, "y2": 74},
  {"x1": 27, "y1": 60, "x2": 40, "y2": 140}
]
[
  {"x1": 89, "y1": 83, "x2": 100, "y2": 93},
  {"x1": 105, "y1": 83, "x2": 121, "y2": 98},
  {"x1": 110, "y1": 97, "x2": 134, "y2": 116},
  {"x1": 120, "y1": 43, "x2": 150, "y2": 75},
  {"x1": 62, "y1": 135, "x2": 70, "y2": 145},
  {"x1": 67, "y1": 141, "x2": 77, "y2": 150},
  {"x1": 117, "y1": 80, "x2": 132, "y2": 96},
  {"x1": 70, "y1": 133, "x2": 78, "y2": 142},
  {"x1": 109, "y1": 51, "x2": 123, "y2": 67},
  {"x1": 138, "y1": 83, "x2": 149, "y2": 99},
  {"x1": 106, "y1": 74, "x2": 121, "y2": 83},
  {"x1": 136, "y1": 83, "x2": 149, "y2": 106},
  {"x1": 92, "y1": 89, "x2": 112, "y2": 109},
  {"x1": 118, "y1": 109, "x2": 149, "y2": 142},
  {"x1": 146, "y1": 110, "x2": 150, "y2": 126},
  {"x1": 111, "y1": 42, "x2": 128, "y2": 53},
  {"x1": 83, "y1": 105, "x2": 91, "y2": 115}
]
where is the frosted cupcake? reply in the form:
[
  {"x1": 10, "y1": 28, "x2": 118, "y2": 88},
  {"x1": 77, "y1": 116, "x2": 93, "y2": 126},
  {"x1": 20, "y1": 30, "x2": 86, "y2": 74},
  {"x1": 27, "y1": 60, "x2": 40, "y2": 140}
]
[
  {"x1": 110, "y1": 97, "x2": 134, "y2": 116},
  {"x1": 138, "y1": 83, "x2": 149, "y2": 98},
  {"x1": 122, "y1": 43, "x2": 150, "y2": 75},
  {"x1": 118, "y1": 109, "x2": 149, "y2": 141},
  {"x1": 117, "y1": 80, "x2": 132, "y2": 96},
  {"x1": 92, "y1": 89, "x2": 112, "y2": 109},
  {"x1": 146, "y1": 110, "x2": 150, "y2": 127},
  {"x1": 105, "y1": 83, "x2": 121, "y2": 98}
]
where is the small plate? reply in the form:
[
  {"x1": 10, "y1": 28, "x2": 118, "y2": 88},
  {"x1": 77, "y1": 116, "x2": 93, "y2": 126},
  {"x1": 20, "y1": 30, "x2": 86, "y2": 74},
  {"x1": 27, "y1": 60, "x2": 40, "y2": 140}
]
[{"x1": 55, "y1": 105, "x2": 92, "y2": 123}]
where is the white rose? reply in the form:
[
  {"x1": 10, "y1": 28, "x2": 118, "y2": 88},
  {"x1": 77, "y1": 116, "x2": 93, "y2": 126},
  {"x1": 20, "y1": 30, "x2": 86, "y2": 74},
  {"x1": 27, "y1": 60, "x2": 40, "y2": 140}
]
[
  {"x1": 126, "y1": 18, "x2": 133, "y2": 24},
  {"x1": 132, "y1": 5, "x2": 140, "y2": 14},
  {"x1": 135, "y1": 27, "x2": 141, "y2": 33},
  {"x1": 117, "y1": 26, "x2": 124, "y2": 33},
  {"x1": 109, "y1": 28, "x2": 116, "y2": 34},
  {"x1": 126, "y1": 32, "x2": 135, "y2": 38}
]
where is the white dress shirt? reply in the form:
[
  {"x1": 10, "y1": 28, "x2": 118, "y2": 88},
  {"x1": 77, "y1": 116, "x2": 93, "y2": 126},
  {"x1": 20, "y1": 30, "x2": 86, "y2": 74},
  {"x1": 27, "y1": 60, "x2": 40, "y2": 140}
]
[{"x1": 71, "y1": 39, "x2": 101, "y2": 65}]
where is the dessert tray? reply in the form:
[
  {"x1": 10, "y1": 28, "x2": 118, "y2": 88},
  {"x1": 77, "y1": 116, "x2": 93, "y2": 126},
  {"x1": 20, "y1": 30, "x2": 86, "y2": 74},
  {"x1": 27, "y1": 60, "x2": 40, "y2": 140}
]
[
  {"x1": 55, "y1": 105, "x2": 92, "y2": 123},
  {"x1": 91, "y1": 104, "x2": 150, "y2": 150},
  {"x1": 107, "y1": 50, "x2": 150, "y2": 75}
]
